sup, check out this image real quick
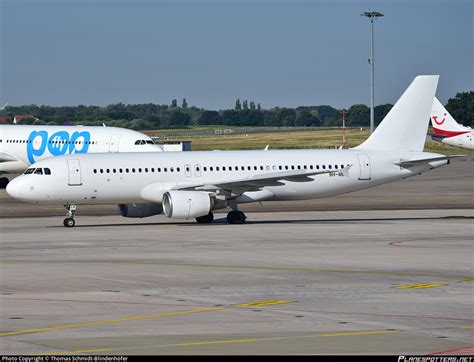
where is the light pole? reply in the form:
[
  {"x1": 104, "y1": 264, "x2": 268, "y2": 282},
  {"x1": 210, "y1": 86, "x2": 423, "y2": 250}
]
[{"x1": 361, "y1": 11, "x2": 383, "y2": 134}]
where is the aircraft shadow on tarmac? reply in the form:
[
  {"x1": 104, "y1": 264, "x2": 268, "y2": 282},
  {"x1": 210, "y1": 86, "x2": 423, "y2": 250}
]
[{"x1": 48, "y1": 215, "x2": 473, "y2": 228}]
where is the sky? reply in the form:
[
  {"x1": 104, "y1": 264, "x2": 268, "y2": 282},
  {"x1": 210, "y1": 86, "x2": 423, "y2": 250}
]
[{"x1": 1, "y1": 0, "x2": 473, "y2": 110}]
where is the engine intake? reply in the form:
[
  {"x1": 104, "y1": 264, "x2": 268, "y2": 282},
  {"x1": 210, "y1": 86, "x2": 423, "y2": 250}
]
[
  {"x1": 162, "y1": 191, "x2": 212, "y2": 219},
  {"x1": 118, "y1": 203, "x2": 163, "y2": 218}
]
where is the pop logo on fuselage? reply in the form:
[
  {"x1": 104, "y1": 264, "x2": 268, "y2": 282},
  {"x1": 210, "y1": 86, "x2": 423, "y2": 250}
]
[{"x1": 26, "y1": 130, "x2": 91, "y2": 164}]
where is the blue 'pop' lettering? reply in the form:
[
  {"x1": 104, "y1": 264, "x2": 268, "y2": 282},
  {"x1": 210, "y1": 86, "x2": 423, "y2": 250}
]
[
  {"x1": 26, "y1": 130, "x2": 91, "y2": 164},
  {"x1": 48, "y1": 131, "x2": 70, "y2": 156},
  {"x1": 27, "y1": 130, "x2": 48, "y2": 164}
]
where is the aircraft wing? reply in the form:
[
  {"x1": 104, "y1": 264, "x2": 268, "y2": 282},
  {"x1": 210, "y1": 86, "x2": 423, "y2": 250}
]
[
  {"x1": 0, "y1": 152, "x2": 18, "y2": 163},
  {"x1": 172, "y1": 166, "x2": 352, "y2": 193},
  {"x1": 395, "y1": 155, "x2": 467, "y2": 167}
]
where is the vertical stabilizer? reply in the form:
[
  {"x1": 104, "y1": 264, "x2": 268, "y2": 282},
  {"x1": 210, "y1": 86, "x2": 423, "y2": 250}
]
[
  {"x1": 355, "y1": 75, "x2": 439, "y2": 151},
  {"x1": 431, "y1": 97, "x2": 470, "y2": 137}
]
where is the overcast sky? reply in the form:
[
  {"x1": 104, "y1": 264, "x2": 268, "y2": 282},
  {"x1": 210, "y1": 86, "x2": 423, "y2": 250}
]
[{"x1": 1, "y1": 0, "x2": 473, "y2": 109}]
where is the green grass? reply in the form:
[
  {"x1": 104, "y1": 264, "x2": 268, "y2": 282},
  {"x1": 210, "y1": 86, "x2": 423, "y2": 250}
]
[{"x1": 145, "y1": 128, "x2": 473, "y2": 154}]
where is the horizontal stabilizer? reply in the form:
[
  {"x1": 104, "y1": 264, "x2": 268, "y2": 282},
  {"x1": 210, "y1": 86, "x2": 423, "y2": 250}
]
[{"x1": 395, "y1": 155, "x2": 467, "y2": 167}]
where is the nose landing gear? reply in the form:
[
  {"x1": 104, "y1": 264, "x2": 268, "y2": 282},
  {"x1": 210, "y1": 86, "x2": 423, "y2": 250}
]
[{"x1": 63, "y1": 204, "x2": 77, "y2": 227}]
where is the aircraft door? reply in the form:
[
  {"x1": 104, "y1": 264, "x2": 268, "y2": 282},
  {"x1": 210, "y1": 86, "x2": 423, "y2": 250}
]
[
  {"x1": 109, "y1": 134, "x2": 121, "y2": 152},
  {"x1": 357, "y1": 154, "x2": 371, "y2": 180},
  {"x1": 67, "y1": 159, "x2": 82, "y2": 186}
]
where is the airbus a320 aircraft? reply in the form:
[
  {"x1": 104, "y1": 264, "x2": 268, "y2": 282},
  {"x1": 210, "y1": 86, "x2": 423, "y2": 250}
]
[
  {"x1": 430, "y1": 97, "x2": 473, "y2": 150},
  {"x1": 7, "y1": 76, "x2": 457, "y2": 227},
  {"x1": 0, "y1": 124, "x2": 163, "y2": 187}
]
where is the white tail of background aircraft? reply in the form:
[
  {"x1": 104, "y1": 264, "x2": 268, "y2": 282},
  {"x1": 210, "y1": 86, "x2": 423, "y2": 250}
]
[{"x1": 430, "y1": 97, "x2": 473, "y2": 150}]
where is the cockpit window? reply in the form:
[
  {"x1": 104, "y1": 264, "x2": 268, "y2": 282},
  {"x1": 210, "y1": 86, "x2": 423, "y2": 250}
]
[
  {"x1": 44, "y1": 168, "x2": 51, "y2": 175},
  {"x1": 24, "y1": 168, "x2": 35, "y2": 174},
  {"x1": 135, "y1": 139, "x2": 155, "y2": 145},
  {"x1": 34, "y1": 168, "x2": 43, "y2": 175}
]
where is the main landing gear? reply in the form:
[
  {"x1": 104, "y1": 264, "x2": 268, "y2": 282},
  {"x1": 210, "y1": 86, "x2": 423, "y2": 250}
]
[
  {"x1": 226, "y1": 198, "x2": 246, "y2": 224},
  {"x1": 0, "y1": 177, "x2": 9, "y2": 189},
  {"x1": 63, "y1": 204, "x2": 77, "y2": 228}
]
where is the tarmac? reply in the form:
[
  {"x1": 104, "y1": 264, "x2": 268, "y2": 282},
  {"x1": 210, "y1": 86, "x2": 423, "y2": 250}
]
[{"x1": 0, "y1": 158, "x2": 473, "y2": 355}]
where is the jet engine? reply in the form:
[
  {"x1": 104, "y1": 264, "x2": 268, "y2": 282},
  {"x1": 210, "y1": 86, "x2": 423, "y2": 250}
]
[
  {"x1": 118, "y1": 203, "x2": 163, "y2": 218},
  {"x1": 162, "y1": 191, "x2": 212, "y2": 219}
]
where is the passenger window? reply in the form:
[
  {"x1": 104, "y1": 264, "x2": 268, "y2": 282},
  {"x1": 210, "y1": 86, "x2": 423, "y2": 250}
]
[
  {"x1": 164, "y1": 168, "x2": 167, "y2": 172},
  {"x1": 310, "y1": 165, "x2": 313, "y2": 169},
  {"x1": 177, "y1": 167, "x2": 180, "y2": 172},
  {"x1": 93, "y1": 169, "x2": 97, "y2": 174},
  {"x1": 216, "y1": 167, "x2": 220, "y2": 171},
  {"x1": 44, "y1": 168, "x2": 51, "y2": 175},
  {"x1": 335, "y1": 165, "x2": 338, "y2": 169},
  {"x1": 322, "y1": 165, "x2": 326, "y2": 169},
  {"x1": 285, "y1": 165, "x2": 288, "y2": 170},
  {"x1": 210, "y1": 167, "x2": 213, "y2": 171},
  {"x1": 279, "y1": 166, "x2": 282, "y2": 170},
  {"x1": 203, "y1": 167, "x2": 207, "y2": 171},
  {"x1": 100, "y1": 169, "x2": 104, "y2": 173},
  {"x1": 291, "y1": 165, "x2": 295, "y2": 170},
  {"x1": 223, "y1": 167, "x2": 226, "y2": 171},
  {"x1": 132, "y1": 168, "x2": 136, "y2": 173},
  {"x1": 126, "y1": 168, "x2": 129, "y2": 173},
  {"x1": 34, "y1": 168, "x2": 43, "y2": 175},
  {"x1": 329, "y1": 165, "x2": 332, "y2": 169},
  {"x1": 248, "y1": 166, "x2": 251, "y2": 170},
  {"x1": 138, "y1": 168, "x2": 142, "y2": 173},
  {"x1": 151, "y1": 168, "x2": 154, "y2": 172},
  {"x1": 158, "y1": 168, "x2": 161, "y2": 172},
  {"x1": 119, "y1": 168, "x2": 123, "y2": 173},
  {"x1": 316, "y1": 165, "x2": 320, "y2": 170},
  {"x1": 113, "y1": 169, "x2": 117, "y2": 173},
  {"x1": 106, "y1": 169, "x2": 110, "y2": 173}
]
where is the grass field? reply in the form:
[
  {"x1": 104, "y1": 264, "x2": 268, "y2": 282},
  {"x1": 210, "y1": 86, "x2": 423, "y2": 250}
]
[{"x1": 146, "y1": 128, "x2": 473, "y2": 155}]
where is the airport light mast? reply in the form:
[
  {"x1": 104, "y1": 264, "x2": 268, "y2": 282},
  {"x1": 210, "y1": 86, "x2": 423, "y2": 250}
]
[{"x1": 361, "y1": 10, "x2": 384, "y2": 134}]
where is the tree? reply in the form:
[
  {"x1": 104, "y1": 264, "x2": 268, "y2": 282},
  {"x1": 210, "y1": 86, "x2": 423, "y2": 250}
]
[
  {"x1": 235, "y1": 99, "x2": 242, "y2": 110},
  {"x1": 171, "y1": 99, "x2": 178, "y2": 108},
  {"x1": 198, "y1": 110, "x2": 222, "y2": 125},
  {"x1": 168, "y1": 110, "x2": 190, "y2": 127},
  {"x1": 257, "y1": 103, "x2": 261, "y2": 111},
  {"x1": 182, "y1": 98, "x2": 188, "y2": 109},
  {"x1": 374, "y1": 104, "x2": 393, "y2": 126},
  {"x1": 347, "y1": 104, "x2": 369, "y2": 127},
  {"x1": 295, "y1": 109, "x2": 321, "y2": 127},
  {"x1": 250, "y1": 101, "x2": 256, "y2": 110},
  {"x1": 446, "y1": 92, "x2": 474, "y2": 127},
  {"x1": 243, "y1": 100, "x2": 248, "y2": 110}
]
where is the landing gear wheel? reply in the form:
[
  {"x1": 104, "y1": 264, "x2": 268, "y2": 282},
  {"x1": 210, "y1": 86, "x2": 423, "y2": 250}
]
[
  {"x1": 63, "y1": 204, "x2": 77, "y2": 227},
  {"x1": 63, "y1": 217, "x2": 75, "y2": 228},
  {"x1": 196, "y1": 212, "x2": 214, "y2": 224},
  {"x1": 0, "y1": 177, "x2": 9, "y2": 189},
  {"x1": 227, "y1": 210, "x2": 246, "y2": 224}
]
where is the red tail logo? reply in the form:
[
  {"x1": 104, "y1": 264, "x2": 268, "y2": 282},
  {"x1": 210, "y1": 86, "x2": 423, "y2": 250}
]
[{"x1": 432, "y1": 113, "x2": 447, "y2": 125}]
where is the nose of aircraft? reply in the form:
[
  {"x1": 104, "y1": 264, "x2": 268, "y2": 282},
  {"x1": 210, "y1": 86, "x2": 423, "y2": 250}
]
[{"x1": 6, "y1": 176, "x2": 29, "y2": 201}]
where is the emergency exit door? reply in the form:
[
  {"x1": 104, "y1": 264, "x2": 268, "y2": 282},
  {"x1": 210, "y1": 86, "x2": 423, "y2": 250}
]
[
  {"x1": 67, "y1": 159, "x2": 82, "y2": 186},
  {"x1": 357, "y1": 154, "x2": 371, "y2": 180}
]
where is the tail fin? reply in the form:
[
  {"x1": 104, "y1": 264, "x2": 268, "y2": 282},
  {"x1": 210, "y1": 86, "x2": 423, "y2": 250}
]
[
  {"x1": 355, "y1": 75, "x2": 439, "y2": 151},
  {"x1": 431, "y1": 97, "x2": 470, "y2": 137}
]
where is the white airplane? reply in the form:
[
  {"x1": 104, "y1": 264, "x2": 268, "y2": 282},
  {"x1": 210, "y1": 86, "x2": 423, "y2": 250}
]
[
  {"x1": 0, "y1": 124, "x2": 163, "y2": 187},
  {"x1": 7, "y1": 76, "x2": 457, "y2": 227},
  {"x1": 430, "y1": 97, "x2": 473, "y2": 150}
]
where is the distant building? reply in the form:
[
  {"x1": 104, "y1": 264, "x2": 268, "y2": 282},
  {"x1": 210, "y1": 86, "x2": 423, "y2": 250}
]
[
  {"x1": 0, "y1": 115, "x2": 12, "y2": 124},
  {"x1": 154, "y1": 140, "x2": 192, "y2": 152},
  {"x1": 13, "y1": 115, "x2": 39, "y2": 124}
]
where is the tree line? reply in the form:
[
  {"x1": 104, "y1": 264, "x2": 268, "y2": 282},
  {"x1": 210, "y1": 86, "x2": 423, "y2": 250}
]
[{"x1": 1, "y1": 92, "x2": 472, "y2": 130}]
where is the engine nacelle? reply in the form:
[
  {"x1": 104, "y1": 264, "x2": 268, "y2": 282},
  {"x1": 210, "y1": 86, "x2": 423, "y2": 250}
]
[
  {"x1": 162, "y1": 191, "x2": 212, "y2": 219},
  {"x1": 118, "y1": 203, "x2": 163, "y2": 218}
]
